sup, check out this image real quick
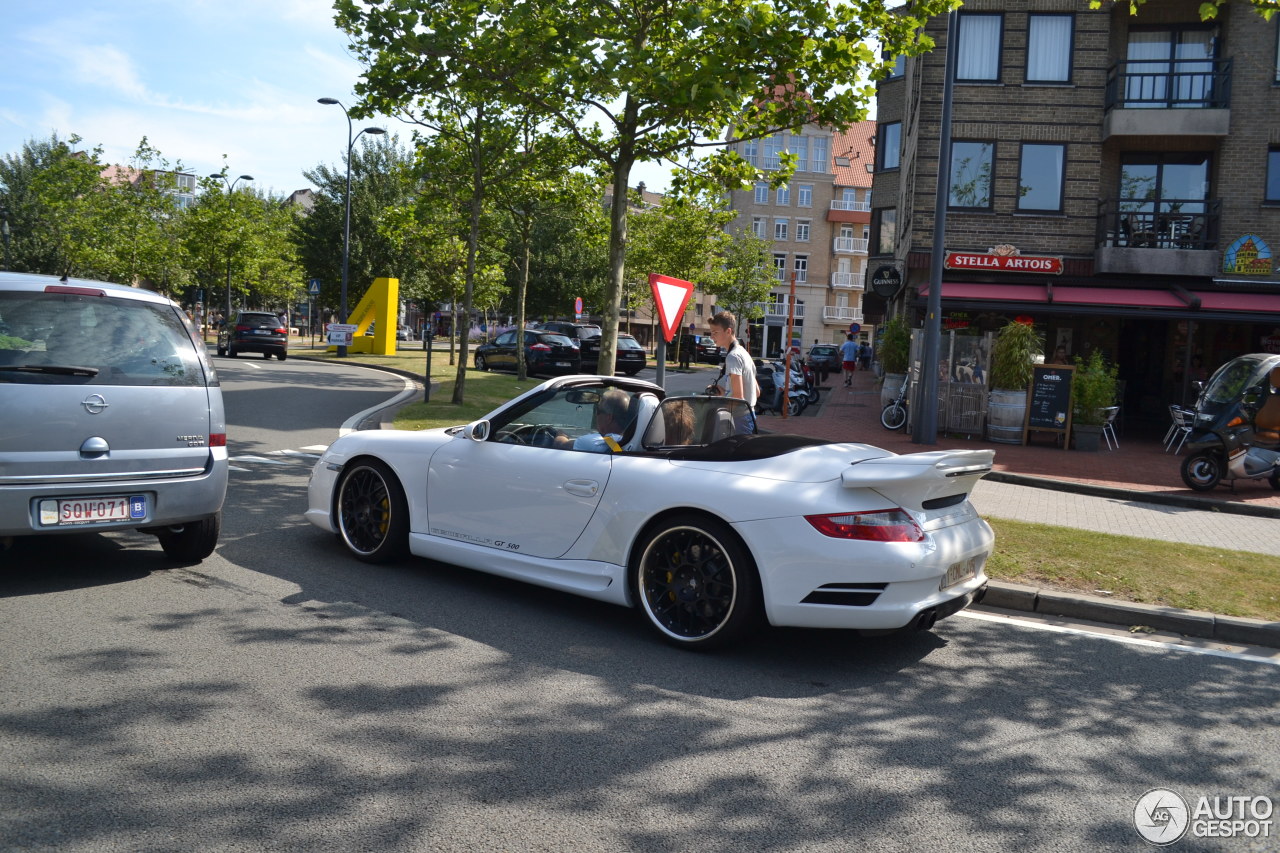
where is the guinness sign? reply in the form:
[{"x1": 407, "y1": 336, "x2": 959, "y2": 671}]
[{"x1": 870, "y1": 265, "x2": 902, "y2": 298}]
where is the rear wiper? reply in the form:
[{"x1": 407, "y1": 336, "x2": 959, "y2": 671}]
[{"x1": 0, "y1": 364, "x2": 101, "y2": 376}]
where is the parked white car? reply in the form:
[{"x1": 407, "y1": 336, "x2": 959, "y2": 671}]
[{"x1": 306, "y1": 375, "x2": 994, "y2": 648}]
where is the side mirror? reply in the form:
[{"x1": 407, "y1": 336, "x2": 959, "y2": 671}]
[{"x1": 465, "y1": 420, "x2": 490, "y2": 442}]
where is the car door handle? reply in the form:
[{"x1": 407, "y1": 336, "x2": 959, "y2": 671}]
[{"x1": 563, "y1": 479, "x2": 599, "y2": 497}]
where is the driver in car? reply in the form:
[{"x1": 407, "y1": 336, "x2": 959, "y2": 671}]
[{"x1": 555, "y1": 388, "x2": 631, "y2": 452}]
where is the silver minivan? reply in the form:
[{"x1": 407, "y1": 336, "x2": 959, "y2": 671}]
[{"x1": 0, "y1": 273, "x2": 228, "y2": 561}]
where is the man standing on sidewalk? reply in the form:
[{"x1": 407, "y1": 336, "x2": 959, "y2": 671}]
[{"x1": 839, "y1": 333, "x2": 859, "y2": 386}]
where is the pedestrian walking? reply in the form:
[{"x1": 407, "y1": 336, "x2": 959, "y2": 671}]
[
  {"x1": 859, "y1": 341, "x2": 872, "y2": 371},
  {"x1": 839, "y1": 334, "x2": 859, "y2": 386}
]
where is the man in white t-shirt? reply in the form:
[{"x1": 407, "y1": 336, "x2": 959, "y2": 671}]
[{"x1": 708, "y1": 311, "x2": 758, "y2": 434}]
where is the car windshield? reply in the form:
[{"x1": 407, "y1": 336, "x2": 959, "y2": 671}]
[
  {"x1": 1199, "y1": 356, "x2": 1273, "y2": 408},
  {"x1": 536, "y1": 333, "x2": 574, "y2": 346},
  {"x1": 237, "y1": 313, "x2": 278, "y2": 326},
  {"x1": 490, "y1": 385, "x2": 646, "y2": 448},
  {"x1": 811, "y1": 346, "x2": 837, "y2": 356},
  {"x1": 0, "y1": 291, "x2": 205, "y2": 386}
]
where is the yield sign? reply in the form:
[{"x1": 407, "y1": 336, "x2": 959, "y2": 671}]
[{"x1": 648, "y1": 273, "x2": 694, "y2": 343}]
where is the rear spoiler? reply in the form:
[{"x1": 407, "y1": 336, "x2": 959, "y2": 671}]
[{"x1": 840, "y1": 449, "x2": 995, "y2": 490}]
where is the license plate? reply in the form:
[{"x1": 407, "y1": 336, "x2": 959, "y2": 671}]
[
  {"x1": 39, "y1": 495, "x2": 147, "y2": 526},
  {"x1": 253, "y1": 329, "x2": 271, "y2": 335},
  {"x1": 555, "y1": 361, "x2": 571, "y2": 367},
  {"x1": 942, "y1": 556, "x2": 978, "y2": 589}
]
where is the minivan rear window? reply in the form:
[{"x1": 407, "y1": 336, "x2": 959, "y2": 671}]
[{"x1": 0, "y1": 291, "x2": 206, "y2": 387}]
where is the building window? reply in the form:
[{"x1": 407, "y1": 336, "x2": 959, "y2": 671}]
[
  {"x1": 773, "y1": 253, "x2": 788, "y2": 281},
  {"x1": 887, "y1": 53, "x2": 906, "y2": 79},
  {"x1": 949, "y1": 141, "x2": 995, "y2": 209},
  {"x1": 797, "y1": 185, "x2": 813, "y2": 207},
  {"x1": 872, "y1": 208, "x2": 897, "y2": 255},
  {"x1": 811, "y1": 136, "x2": 829, "y2": 173},
  {"x1": 1027, "y1": 14, "x2": 1073, "y2": 83},
  {"x1": 790, "y1": 135, "x2": 809, "y2": 172},
  {"x1": 796, "y1": 220, "x2": 811, "y2": 242},
  {"x1": 878, "y1": 122, "x2": 901, "y2": 171},
  {"x1": 1120, "y1": 152, "x2": 1211, "y2": 234},
  {"x1": 842, "y1": 188, "x2": 857, "y2": 203},
  {"x1": 741, "y1": 138, "x2": 759, "y2": 166},
  {"x1": 1017, "y1": 143, "x2": 1066, "y2": 213},
  {"x1": 754, "y1": 182, "x2": 769, "y2": 204},
  {"x1": 776, "y1": 184, "x2": 790, "y2": 205},
  {"x1": 957, "y1": 13, "x2": 1003, "y2": 82},
  {"x1": 794, "y1": 255, "x2": 808, "y2": 283},
  {"x1": 774, "y1": 218, "x2": 789, "y2": 240},
  {"x1": 1125, "y1": 27, "x2": 1217, "y2": 106},
  {"x1": 764, "y1": 134, "x2": 784, "y2": 170},
  {"x1": 1268, "y1": 149, "x2": 1280, "y2": 203},
  {"x1": 751, "y1": 216, "x2": 766, "y2": 238}
]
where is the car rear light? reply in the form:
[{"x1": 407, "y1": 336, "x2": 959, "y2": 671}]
[
  {"x1": 273, "y1": 327, "x2": 287, "y2": 335},
  {"x1": 530, "y1": 343, "x2": 551, "y2": 352},
  {"x1": 805, "y1": 509, "x2": 925, "y2": 542},
  {"x1": 209, "y1": 433, "x2": 227, "y2": 447}
]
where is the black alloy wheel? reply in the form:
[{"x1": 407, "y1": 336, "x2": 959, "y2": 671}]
[
  {"x1": 633, "y1": 517, "x2": 760, "y2": 649},
  {"x1": 336, "y1": 460, "x2": 409, "y2": 563}
]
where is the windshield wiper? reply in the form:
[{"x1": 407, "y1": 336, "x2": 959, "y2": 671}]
[{"x1": 0, "y1": 364, "x2": 101, "y2": 376}]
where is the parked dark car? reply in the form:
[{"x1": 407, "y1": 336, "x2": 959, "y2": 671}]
[
  {"x1": 807, "y1": 344, "x2": 841, "y2": 378},
  {"x1": 217, "y1": 310, "x2": 288, "y2": 360},
  {"x1": 474, "y1": 330, "x2": 582, "y2": 376},
  {"x1": 694, "y1": 335, "x2": 725, "y2": 363},
  {"x1": 580, "y1": 332, "x2": 648, "y2": 376},
  {"x1": 537, "y1": 321, "x2": 602, "y2": 343}
]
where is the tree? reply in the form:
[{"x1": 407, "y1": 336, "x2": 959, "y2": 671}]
[
  {"x1": 27, "y1": 136, "x2": 118, "y2": 278},
  {"x1": 0, "y1": 133, "x2": 82, "y2": 274},
  {"x1": 99, "y1": 138, "x2": 191, "y2": 295},
  {"x1": 336, "y1": 0, "x2": 957, "y2": 377},
  {"x1": 702, "y1": 227, "x2": 776, "y2": 333}
]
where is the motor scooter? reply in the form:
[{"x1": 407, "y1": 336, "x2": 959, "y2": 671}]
[{"x1": 1180, "y1": 353, "x2": 1280, "y2": 492}]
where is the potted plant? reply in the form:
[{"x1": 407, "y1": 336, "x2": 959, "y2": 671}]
[
  {"x1": 877, "y1": 314, "x2": 911, "y2": 409},
  {"x1": 1071, "y1": 349, "x2": 1118, "y2": 451},
  {"x1": 985, "y1": 319, "x2": 1043, "y2": 444}
]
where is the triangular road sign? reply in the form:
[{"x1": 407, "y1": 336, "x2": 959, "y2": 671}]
[{"x1": 648, "y1": 273, "x2": 694, "y2": 343}]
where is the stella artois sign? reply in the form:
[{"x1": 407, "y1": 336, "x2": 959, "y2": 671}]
[{"x1": 945, "y1": 244, "x2": 1062, "y2": 275}]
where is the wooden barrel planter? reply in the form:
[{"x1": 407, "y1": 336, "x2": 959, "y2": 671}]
[{"x1": 986, "y1": 388, "x2": 1027, "y2": 444}]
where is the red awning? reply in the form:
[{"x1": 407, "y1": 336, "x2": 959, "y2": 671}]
[
  {"x1": 1051, "y1": 286, "x2": 1186, "y2": 309},
  {"x1": 1192, "y1": 291, "x2": 1280, "y2": 313},
  {"x1": 918, "y1": 283, "x2": 1049, "y2": 302}
]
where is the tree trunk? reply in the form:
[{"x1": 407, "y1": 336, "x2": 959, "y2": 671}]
[
  {"x1": 600, "y1": 96, "x2": 639, "y2": 378},
  {"x1": 516, "y1": 213, "x2": 531, "y2": 383},
  {"x1": 452, "y1": 106, "x2": 487, "y2": 405}
]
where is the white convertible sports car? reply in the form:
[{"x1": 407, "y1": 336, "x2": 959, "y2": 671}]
[{"x1": 306, "y1": 375, "x2": 995, "y2": 649}]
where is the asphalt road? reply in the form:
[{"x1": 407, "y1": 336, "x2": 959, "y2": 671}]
[{"x1": 1, "y1": 358, "x2": 1277, "y2": 852}]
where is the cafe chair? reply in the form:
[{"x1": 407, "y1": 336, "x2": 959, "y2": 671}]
[
  {"x1": 1100, "y1": 406, "x2": 1120, "y2": 451},
  {"x1": 1164, "y1": 404, "x2": 1194, "y2": 454}
]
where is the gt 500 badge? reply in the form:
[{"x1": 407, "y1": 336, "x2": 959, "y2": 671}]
[{"x1": 432, "y1": 527, "x2": 520, "y2": 551}]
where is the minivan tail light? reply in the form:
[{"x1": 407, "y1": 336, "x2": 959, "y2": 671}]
[
  {"x1": 209, "y1": 433, "x2": 227, "y2": 447},
  {"x1": 805, "y1": 509, "x2": 925, "y2": 542},
  {"x1": 45, "y1": 285, "x2": 106, "y2": 297}
]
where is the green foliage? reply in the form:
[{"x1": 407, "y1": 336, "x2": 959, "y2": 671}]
[
  {"x1": 878, "y1": 314, "x2": 912, "y2": 375},
  {"x1": 989, "y1": 320, "x2": 1044, "y2": 391},
  {"x1": 1072, "y1": 349, "x2": 1119, "y2": 426},
  {"x1": 625, "y1": 195, "x2": 734, "y2": 320},
  {"x1": 702, "y1": 227, "x2": 775, "y2": 328}
]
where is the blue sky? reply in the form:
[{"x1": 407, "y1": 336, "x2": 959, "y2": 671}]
[{"x1": 0, "y1": 0, "x2": 672, "y2": 198}]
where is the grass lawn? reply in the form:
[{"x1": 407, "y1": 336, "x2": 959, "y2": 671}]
[{"x1": 291, "y1": 343, "x2": 1280, "y2": 622}]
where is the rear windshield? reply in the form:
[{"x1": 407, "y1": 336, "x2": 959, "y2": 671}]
[
  {"x1": 235, "y1": 313, "x2": 279, "y2": 326},
  {"x1": 537, "y1": 333, "x2": 575, "y2": 346},
  {"x1": 618, "y1": 337, "x2": 644, "y2": 351},
  {"x1": 0, "y1": 291, "x2": 207, "y2": 387}
]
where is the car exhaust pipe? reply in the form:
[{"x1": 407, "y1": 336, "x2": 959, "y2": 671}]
[{"x1": 914, "y1": 608, "x2": 938, "y2": 631}]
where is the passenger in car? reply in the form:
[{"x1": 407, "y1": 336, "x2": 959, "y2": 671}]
[{"x1": 556, "y1": 388, "x2": 632, "y2": 452}]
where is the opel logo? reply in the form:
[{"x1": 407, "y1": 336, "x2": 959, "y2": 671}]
[{"x1": 81, "y1": 394, "x2": 109, "y2": 415}]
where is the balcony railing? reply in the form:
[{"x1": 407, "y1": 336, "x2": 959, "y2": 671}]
[
  {"x1": 830, "y1": 199, "x2": 871, "y2": 212},
  {"x1": 1104, "y1": 58, "x2": 1232, "y2": 111},
  {"x1": 830, "y1": 272, "x2": 864, "y2": 289},
  {"x1": 1096, "y1": 198, "x2": 1220, "y2": 250},
  {"x1": 757, "y1": 301, "x2": 805, "y2": 319},
  {"x1": 833, "y1": 237, "x2": 869, "y2": 254},
  {"x1": 823, "y1": 306, "x2": 864, "y2": 324}
]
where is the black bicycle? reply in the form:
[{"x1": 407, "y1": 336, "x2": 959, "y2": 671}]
[{"x1": 880, "y1": 371, "x2": 910, "y2": 431}]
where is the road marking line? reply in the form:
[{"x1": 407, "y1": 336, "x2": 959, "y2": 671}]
[
  {"x1": 267, "y1": 449, "x2": 322, "y2": 458},
  {"x1": 229, "y1": 455, "x2": 290, "y2": 465},
  {"x1": 301, "y1": 445, "x2": 329, "y2": 452},
  {"x1": 958, "y1": 610, "x2": 1280, "y2": 666}
]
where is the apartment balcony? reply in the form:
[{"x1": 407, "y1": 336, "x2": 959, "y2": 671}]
[
  {"x1": 1095, "y1": 199, "x2": 1221, "y2": 278},
  {"x1": 830, "y1": 272, "x2": 864, "y2": 290},
  {"x1": 833, "y1": 237, "x2": 869, "y2": 254},
  {"x1": 756, "y1": 301, "x2": 805, "y2": 320},
  {"x1": 822, "y1": 306, "x2": 864, "y2": 324},
  {"x1": 830, "y1": 199, "x2": 871, "y2": 212},
  {"x1": 1102, "y1": 59, "x2": 1231, "y2": 139}
]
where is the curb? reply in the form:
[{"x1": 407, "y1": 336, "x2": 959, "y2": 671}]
[
  {"x1": 986, "y1": 471, "x2": 1280, "y2": 520},
  {"x1": 984, "y1": 581, "x2": 1280, "y2": 649}
]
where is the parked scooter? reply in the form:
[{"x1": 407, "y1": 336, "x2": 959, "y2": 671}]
[
  {"x1": 754, "y1": 358, "x2": 810, "y2": 416},
  {"x1": 1179, "y1": 353, "x2": 1280, "y2": 492}
]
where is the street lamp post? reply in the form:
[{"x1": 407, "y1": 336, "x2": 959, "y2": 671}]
[
  {"x1": 318, "y1": 97, "x2": 385, "y2": 357},
  {"x1": 208, "y1": 173, "x2": 254, "y2": 327}
]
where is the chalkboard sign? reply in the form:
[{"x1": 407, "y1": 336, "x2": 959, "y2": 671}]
[{"x1": 1023, "y1": 364, "x2": 1075, "y2": 444}]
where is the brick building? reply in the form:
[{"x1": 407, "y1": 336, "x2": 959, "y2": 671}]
[
  {"x1": 723, "y1": 121, "x2": 876, "y2": 357},
  {"x1": 869, "y1": 0, "x2": 1280, "y2": 424}
]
